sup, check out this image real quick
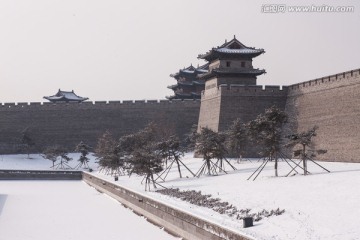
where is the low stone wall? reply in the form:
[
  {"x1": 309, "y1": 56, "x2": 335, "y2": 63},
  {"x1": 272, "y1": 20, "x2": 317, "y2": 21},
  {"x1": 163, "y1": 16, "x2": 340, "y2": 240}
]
[
  {"x1": 82, "y1": 172, "x2": 252, "y2": 240},
  {"x1": 0, "y1": 169, "x2": 83, "y2": 180}
]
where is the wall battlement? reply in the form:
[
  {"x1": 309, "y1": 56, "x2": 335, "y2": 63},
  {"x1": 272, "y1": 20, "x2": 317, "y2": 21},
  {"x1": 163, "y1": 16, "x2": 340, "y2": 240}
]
[
  {"x1": 0, "y1": 99, "x2": 200, "y2": 110},
  {"x1": 219, "y1": 84, "x2": 288, "y2": 96},
  {"x1": 288, "y1": 68, "x2": 360, "y2": 95},
  {"x1": 202, "y1": 84, "x2": 288, "y2": 99},
  {"x1": 1, "y1": 67, "x2": 360, "y2": 162},
  {"x1": 0, "y1": 99, "x2": 201, "y2": 154}
]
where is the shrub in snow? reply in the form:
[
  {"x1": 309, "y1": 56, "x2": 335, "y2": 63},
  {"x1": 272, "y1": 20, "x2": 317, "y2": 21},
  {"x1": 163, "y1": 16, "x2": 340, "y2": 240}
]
[{"x1": 157, "y1": 188, "x2": 285, "y2": 222}]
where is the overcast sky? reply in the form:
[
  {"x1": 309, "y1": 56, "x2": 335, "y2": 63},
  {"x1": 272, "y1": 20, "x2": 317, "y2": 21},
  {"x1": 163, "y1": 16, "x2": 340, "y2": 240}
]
[{"x1": 1, "y1": 0, "x2": 359, "y2": 103}]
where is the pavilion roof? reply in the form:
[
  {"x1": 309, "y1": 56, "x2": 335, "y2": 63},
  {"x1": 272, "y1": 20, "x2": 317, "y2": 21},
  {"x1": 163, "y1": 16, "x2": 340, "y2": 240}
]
[
  {"x1": 198, "y1": 68, "x2": 266, "y2": 80},
  {"x1": 198, "y1": 36, "x2": 264, "y2": 61},
  {"x1": 43, "y1": 89, "x2": 88, "y2": 102}
]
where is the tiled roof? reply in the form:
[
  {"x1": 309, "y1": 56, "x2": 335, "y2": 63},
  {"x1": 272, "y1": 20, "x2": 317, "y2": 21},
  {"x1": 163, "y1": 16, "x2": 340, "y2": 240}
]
[{"x1": 44, "y1": 89, "x2": 88, "y2": 102}]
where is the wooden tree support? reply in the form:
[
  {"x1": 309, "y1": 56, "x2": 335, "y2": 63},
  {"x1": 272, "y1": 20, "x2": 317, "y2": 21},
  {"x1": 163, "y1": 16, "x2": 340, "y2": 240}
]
[{"x1": 156, "y1": 158, "x2": 196, "y2": 182}]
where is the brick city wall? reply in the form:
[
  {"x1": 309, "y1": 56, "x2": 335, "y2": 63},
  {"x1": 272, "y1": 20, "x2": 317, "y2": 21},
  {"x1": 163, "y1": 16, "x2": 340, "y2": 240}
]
[
  {"x1": 197, "y1": 68, "x2": 360, "y2": 162},
  {"x1": 1, "y1": 68, "x2": 360, "y2": 162},
  {"x1": 197, "y1": 84, "x2": 288, "y2": 157},
  {"x1": 285, "y1": 68, "x2": 360, "y2": 162},
  {"x1": 0, "y1": 99, "x2": 200, "y2": 154}
]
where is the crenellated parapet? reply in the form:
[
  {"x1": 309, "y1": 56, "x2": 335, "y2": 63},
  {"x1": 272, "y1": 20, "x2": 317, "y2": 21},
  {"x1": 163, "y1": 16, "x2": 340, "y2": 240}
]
[
  {"x1": 219, "y1": 84, "x2": 288, "y2": 97},
  {"x1": 288, "y1": 68, "x2": 360, "y2": 96},
  {"x1": 0, "y1": 99, "x2": 201, "y2": 154},
  {"x1": 0, "y1": 99, "x2": 200, "y2": 111}
]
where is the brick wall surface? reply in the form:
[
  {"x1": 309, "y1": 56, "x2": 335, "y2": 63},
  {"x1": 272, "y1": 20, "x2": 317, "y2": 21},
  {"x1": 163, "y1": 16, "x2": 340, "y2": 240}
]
[
  {"x1": 285, "y1": 69, "x2": 360, "y2": 162},
  {"x1": 1, "y1": 68, "x2": 360, "y2": 162},
  {"x1": 0, "y1": 100, "x2": 200, "y2": 154}
]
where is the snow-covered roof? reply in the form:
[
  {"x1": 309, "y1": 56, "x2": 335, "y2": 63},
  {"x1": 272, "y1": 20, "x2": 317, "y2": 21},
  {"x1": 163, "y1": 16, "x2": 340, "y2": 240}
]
[
  {"x1": 43, "y1": 89, "x2": 89, "y2": 102},
  {"x1": 215, "y1": 48, "x2": 263, "y2": 54},
  {"x1": 198, "y1": 36, "x2": 265, "y2": 61}
]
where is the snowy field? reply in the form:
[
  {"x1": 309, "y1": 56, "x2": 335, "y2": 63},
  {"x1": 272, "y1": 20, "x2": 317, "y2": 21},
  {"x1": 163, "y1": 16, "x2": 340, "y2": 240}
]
[
  {"x1": 1, "y1": 153, "x2": 360, "y2": 240},
  {"x1": 0, "y1": 180, "x2": 178, "y2": 240}
]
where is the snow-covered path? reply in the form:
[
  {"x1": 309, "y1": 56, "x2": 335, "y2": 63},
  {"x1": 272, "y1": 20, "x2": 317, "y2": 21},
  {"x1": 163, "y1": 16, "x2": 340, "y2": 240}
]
[{"x1": 0, "y1": 180, "x2": 178, "y2": 240}]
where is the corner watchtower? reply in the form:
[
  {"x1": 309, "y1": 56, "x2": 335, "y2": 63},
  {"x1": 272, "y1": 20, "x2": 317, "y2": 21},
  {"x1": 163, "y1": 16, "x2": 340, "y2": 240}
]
[
  {"x1": 197, "y1": 36, "x2": 266, "y2": 88},
  {"x1": 197, "y1": 37, "x2": 287, "y2": 137}
]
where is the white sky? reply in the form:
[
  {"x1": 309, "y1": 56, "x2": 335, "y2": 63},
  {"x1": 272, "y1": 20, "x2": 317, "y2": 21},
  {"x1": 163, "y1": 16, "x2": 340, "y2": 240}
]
[{"x1": 0, "y1": 0, "x2": 359, "y2": 103}]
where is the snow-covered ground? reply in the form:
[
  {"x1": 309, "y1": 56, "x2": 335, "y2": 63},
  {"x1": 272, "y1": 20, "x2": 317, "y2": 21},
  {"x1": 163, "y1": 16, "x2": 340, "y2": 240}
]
[
  {"x1": 1, "y1": 153, "x2": 360, "y2": 240},
  {"x1": 0, "y1": 180, "x2": 178, "y2": 240}
]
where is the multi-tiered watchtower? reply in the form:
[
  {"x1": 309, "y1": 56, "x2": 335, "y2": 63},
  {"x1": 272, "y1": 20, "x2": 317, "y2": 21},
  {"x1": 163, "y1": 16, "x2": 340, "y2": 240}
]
[
  {"x1": 197, "y1": 36, "x2": 288, "y2": 134},
  {"x1": 167, "y1": 64, "x2": 208, "y2": 100}
]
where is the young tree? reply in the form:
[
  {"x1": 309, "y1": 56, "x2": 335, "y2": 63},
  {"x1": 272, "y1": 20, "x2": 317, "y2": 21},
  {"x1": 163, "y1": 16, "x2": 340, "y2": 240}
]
[
  {"x1": 42, "y1": 146, "x2": 58, "y2": 168},
  {"x1": 20, "y1": 128, "x2": 35, "y2": 158},
  {"x1": 246, "y1": 106, "x2": 288, "y2": 178},
  {"x1": 128, "y1": 146, "x2": 163, "y2": 191},
  {"x1": 183, "y1": 124, "x2": 199, "y2": 152},
  {"x1": 74, "y1": 141, "x2": 91, "y2": 169},
  {"x1": 42, "y1": 145, "x2": 72, "y2": 169},
  {"x1": 226, "y1": 119, "x2": 248, "y2": 163},
  {"x1": 95, "y1": 131, "x2": 124, "y2": 176},
  {"x1": 285, "y1": 126, "x2": 330, "y2": 175},
  {"x1": 121, "y1": 123, "x2": 164, "y2": 190},
  {"x1": 157, "y1": 135, "x2": 195, "y2": 179},
  {"x1": 195, "y1": 127, "x2": 235, "y2": 176}
]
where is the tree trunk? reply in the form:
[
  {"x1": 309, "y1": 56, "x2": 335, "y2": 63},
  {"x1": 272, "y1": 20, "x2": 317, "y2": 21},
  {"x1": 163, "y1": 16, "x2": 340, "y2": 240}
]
[
  {"x1": 302, "y1": 144, "x2": 307, "y2": 175},
  {"x1": 206, "y1": 158, "x2": 211, "y2": 175},
  {"x1": 150, "y1": 173, "x2": 156, "y2": 189},
  {"x1": 273, "y1": 152, "x2": 278, "y2": 177},
  {"x1": 176, "y1": 159, "x2": 182, "y2": 178}
]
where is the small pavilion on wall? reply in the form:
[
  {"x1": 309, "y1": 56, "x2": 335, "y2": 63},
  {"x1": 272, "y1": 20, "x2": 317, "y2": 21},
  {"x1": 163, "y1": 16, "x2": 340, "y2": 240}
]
[
  {"x1": 43, "y1": 89, "x2": 89, "y2": 103},
  {"x1": 167, "y1": 63, "x2": 208, "y2": 100}
]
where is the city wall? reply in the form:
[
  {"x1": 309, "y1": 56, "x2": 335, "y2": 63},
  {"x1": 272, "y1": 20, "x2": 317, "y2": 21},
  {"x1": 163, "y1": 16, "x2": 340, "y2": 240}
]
[
  {"x1": 1, "y1": 68, "x2": 360, "y2": 162},
  {"x1": 197, "y1": 84, "x2": 288, "y2": 157},
  {"x1": 0, "y1": 99, "x2": 200, "y2": 154},
  {"x1": 197, "y1": 68, "x2": 360, "y2": 162},
  {"x1": 285, "y1": 68, "x2": 360, "y2": 162}
]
